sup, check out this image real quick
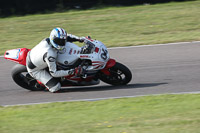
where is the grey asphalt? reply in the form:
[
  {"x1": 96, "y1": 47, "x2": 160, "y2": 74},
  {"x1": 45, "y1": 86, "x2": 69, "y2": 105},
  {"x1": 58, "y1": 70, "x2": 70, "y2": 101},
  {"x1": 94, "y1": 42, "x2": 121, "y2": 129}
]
[{"x1": 1, "y1": 42, "x2": 200, "y2": 106}]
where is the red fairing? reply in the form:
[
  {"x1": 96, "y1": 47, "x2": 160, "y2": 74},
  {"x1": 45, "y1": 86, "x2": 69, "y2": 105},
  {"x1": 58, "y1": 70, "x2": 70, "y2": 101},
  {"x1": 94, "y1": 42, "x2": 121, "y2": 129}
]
[
  {"x1": 105, "y1": 58, "x2": 116, "y2": 69},
  {"x1": 4, "y1": 48, "x2": 31, "y2": 66},
  {"x1": 101, "y1": 58, "x2": 116, "y2": 75}
]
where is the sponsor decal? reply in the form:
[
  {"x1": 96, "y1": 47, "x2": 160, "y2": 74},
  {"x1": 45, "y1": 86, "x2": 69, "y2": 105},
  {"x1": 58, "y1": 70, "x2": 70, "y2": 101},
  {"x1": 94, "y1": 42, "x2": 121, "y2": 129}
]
[
  {"x1": 69, "y1": 48, "x2": 73, "y2": 55},
  {"x1": 92, "y1": 61, "x2": 105, "y2": 69},
  {"x1": 101, "y1": 48, "x2": 108, "y2": 60},
  {"x1": 80, "y1": 55, "x2": 89, "y2": 58}
]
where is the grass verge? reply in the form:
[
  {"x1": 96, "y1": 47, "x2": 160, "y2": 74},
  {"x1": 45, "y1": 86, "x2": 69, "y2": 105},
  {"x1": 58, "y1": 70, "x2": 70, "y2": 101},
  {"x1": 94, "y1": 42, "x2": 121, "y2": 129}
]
[
  {"x1": 0, "y1": 94, "x2": 200, "y2": 133},
  {"x1": 0, "y1": 1, "x2": 200, "y2": 55}
]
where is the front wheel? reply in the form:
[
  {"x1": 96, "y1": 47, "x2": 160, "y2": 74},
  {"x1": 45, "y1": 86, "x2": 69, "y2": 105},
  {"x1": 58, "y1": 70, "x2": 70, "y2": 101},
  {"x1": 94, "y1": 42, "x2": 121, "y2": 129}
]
[
  {"x1": 11, "y1": 64, "x2": 43, "y2": 91},
  {"x1": 99, "y1": 62, "x2": 132, "y2": 85}
]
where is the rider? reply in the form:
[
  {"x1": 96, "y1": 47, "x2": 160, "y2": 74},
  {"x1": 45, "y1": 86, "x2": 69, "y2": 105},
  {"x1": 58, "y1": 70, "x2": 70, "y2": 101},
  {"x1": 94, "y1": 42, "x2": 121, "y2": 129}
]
[{"x1": 26, "y1": 27, "x2": 84, "y2": 93}]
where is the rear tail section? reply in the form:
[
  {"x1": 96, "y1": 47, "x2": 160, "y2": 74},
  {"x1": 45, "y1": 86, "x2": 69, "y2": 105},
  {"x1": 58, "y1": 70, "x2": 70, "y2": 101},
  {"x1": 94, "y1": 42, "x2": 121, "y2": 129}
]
[{"x1": 4, "y1": 48, "x2": 31, "y2": 66}]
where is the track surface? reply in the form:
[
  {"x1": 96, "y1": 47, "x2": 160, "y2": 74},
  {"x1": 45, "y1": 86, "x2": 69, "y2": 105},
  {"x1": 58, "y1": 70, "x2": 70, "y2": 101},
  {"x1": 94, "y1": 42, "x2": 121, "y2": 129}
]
[{"x1": 1, "y1": 42, "x2": 200, "y2": 106}]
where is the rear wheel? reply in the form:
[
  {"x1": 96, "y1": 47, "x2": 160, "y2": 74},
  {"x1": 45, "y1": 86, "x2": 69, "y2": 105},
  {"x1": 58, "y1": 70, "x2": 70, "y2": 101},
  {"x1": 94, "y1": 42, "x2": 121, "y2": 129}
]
[
  {"x1": 99, "y1": 62, "x2": 132, "y2": 85},
  {"x1": 11, "y1": 64, "x2": 44, "y2": 91}
]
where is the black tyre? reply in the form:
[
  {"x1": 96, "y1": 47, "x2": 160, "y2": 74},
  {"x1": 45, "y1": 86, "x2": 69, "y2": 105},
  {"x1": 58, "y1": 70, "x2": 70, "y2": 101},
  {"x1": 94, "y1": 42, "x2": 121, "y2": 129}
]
[
  {"x1": 11, "y1": 64, "x2": 42, "y2": 91},
  {"x1": 99, "y1": 62, "x2": 132, "y2": 85}
]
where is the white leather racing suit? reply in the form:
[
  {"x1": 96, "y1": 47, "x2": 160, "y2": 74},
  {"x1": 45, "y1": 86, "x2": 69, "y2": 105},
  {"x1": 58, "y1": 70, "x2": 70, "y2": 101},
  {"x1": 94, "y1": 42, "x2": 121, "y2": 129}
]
[{"x1": 26, "y1": 34, "x2": 81, "y2": 92}]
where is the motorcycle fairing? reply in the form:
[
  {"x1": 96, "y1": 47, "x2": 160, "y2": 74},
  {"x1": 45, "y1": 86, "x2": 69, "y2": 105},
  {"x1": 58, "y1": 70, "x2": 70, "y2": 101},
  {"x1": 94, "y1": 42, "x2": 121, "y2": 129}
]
[
  {"x1": 57, "y1": 39, "x2": 110, "y2": 71},
  {"x1": 101, "y1": 58, "x2": 116, "y2": 75},
  {"x1": 57, "y1": 42, "x2": 81, "y2": 65},
  {"x1": 4, "y1": 48, "x2": 30, "y2": 66}
]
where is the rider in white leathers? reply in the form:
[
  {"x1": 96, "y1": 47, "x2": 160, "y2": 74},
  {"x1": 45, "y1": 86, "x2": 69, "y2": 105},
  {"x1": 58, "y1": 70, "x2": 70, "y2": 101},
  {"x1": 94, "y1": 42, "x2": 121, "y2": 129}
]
[{"x1": 26, "y1": 27, "x2": 84, "y2": 93}]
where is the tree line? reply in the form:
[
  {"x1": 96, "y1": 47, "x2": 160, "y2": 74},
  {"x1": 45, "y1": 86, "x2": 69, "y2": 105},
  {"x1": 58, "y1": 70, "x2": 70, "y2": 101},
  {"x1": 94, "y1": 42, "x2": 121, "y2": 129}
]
[{"x1": 0, "y1": 0, "x2": 193, "y2": 17}]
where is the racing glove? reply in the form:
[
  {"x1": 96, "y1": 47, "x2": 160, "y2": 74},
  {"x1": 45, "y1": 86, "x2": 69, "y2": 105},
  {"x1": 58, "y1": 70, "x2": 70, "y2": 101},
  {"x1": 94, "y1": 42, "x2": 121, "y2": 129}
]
[
  {"x1": 79, "y1": 37, "x2": 85, "y2": 43},
  {"x1": 74, "y1": 66, "x2": 84, "y2": 76}
]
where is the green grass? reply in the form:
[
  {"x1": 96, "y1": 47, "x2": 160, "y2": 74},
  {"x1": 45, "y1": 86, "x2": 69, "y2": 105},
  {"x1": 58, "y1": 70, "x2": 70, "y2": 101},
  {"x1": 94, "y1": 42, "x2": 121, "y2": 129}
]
[
  {"x1": 1, "y1": 1, "x2": 200, "y2": 55},
  {"x1": 0, "y1": 94, "x2": 200, "y2": 133}
]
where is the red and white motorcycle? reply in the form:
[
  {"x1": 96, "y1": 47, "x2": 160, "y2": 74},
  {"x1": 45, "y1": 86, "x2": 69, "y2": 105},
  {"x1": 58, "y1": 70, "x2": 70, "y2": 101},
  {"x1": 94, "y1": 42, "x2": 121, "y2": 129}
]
[{"x1": 4, "y1": 36, "x2": 132, "y2": 91}]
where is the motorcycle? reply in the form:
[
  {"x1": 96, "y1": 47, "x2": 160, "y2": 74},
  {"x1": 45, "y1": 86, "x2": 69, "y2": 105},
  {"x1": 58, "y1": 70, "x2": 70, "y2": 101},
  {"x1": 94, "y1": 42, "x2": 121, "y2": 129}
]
[{"x1": 4, "y1": 36, "x2": 132, "y2": 91}]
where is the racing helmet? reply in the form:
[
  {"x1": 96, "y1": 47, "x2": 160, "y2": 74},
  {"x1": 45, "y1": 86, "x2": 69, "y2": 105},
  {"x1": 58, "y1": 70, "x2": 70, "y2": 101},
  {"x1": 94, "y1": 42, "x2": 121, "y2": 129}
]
[{"x1": 49, "y1": 27, "x2": 67, "y2": 50}]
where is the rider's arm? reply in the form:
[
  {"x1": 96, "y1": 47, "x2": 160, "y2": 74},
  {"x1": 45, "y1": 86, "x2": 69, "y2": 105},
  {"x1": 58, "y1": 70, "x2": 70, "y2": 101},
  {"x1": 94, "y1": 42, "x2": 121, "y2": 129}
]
[
  {"x1": 67, "y1": 34, "x2": 84, "y2": 42},
  {"x1": 44, "y1": 54, "x2": 74, "y2": 77}
]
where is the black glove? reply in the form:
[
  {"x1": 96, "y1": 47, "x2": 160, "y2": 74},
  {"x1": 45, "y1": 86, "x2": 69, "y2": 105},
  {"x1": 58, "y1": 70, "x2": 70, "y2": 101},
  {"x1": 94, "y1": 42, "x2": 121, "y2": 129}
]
[{"x1": 79, "y1": 37, "x2": 85, "y2": 43}]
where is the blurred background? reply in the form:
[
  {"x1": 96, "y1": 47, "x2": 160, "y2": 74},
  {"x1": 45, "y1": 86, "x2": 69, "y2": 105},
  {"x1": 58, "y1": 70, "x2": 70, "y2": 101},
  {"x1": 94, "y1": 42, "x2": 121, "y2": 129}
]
[{"x1": 0, "y1": 0, "x2": 192, "y2": 17}]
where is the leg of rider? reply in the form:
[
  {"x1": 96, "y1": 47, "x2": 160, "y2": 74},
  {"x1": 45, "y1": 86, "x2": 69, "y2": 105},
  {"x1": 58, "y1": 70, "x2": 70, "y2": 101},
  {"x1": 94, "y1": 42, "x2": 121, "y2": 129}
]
[
  {"x1": 30, "y1": 70, "x2": 61, "y2": 92},
  {"x1": 45, "y1": 78, "x2": 61, "y2": 93}
]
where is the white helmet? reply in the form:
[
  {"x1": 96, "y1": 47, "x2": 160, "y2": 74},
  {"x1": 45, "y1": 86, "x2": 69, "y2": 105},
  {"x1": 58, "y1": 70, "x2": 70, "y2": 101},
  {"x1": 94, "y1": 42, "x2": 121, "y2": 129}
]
[{"x1": 49, "y1": 27, "x2": 67, "y2": 50}]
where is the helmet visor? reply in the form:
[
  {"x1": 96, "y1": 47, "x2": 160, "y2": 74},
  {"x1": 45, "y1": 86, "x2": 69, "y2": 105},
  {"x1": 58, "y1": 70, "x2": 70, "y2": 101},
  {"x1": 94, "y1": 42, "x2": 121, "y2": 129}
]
[{"x1": 53, "y1": 37, "x2": 66, "y2": 46}]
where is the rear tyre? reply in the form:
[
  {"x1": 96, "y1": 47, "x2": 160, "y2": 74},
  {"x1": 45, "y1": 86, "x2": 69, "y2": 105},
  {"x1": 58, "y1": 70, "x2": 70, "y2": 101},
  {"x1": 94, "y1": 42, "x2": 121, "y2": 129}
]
[
  {"x1": 99, "y1": 62, "x2": 132, "y2": 85},
  {"x1": 11, "y1": 64, "x2": 43, "y2": 91}
]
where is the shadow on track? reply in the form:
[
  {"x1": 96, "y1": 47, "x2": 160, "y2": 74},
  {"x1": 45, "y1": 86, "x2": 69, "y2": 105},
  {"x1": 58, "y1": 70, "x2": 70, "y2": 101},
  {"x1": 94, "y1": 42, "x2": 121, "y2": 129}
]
[{"x1": 58, "y1": 82, "x2": 168, "y2": 93}]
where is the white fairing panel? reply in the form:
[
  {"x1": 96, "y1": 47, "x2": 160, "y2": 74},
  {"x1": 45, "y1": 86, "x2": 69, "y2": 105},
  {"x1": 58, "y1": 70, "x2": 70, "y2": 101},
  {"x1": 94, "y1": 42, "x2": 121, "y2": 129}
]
[
  {"x1": 90, "y1": 41, "x2": 110, "y2": 70},
  {"x1": 57, "y1": 42, "x2": 81, "y2": 65},
  {"x1": 57, "y1": 39, "x2": 110, "y2": 71},
  {"x1": 5, "y1": 49, "x2": 20, "y2": 60}
]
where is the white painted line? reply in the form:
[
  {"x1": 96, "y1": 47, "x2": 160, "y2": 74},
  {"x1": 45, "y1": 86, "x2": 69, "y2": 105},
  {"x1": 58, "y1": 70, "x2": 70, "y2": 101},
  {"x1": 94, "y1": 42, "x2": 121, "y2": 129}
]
[
  {"x1": 2, "y1": 91, "x2": 200, "y2": 107},
  {"x1": 1, "y1": 41, "x2": 200, "y2": 58},
  {"x1": 108, "y1": 41, "x2": 200, "y2": 49}
]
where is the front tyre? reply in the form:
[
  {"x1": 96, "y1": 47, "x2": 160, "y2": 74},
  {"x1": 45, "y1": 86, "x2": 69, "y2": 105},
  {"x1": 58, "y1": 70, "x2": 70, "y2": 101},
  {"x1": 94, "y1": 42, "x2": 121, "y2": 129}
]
[
  {"x1": 11, "y1": 64, "x2": 43, "y2": 91},
  {"x1": 99, "y1": 62, "x2": 132, "y2": 85}
]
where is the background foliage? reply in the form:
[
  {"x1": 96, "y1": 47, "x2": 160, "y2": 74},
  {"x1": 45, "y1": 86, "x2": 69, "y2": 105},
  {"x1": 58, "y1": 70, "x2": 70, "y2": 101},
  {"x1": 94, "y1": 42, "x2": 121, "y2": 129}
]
[{"x1": 0, "y1": 0, "x2": 194, "y2": 17}]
